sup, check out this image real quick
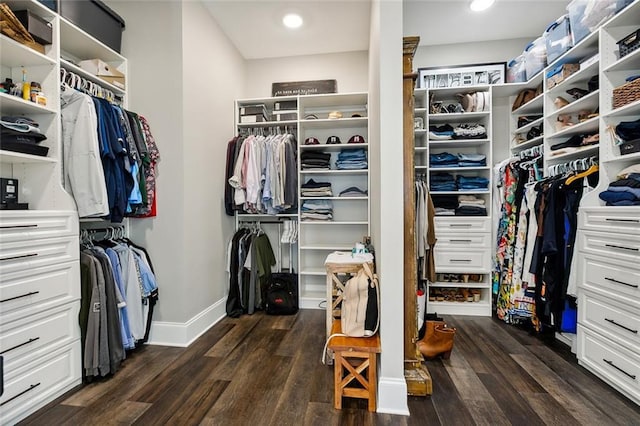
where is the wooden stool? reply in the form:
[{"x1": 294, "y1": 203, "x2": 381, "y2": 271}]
[{"x1": 327, "y1": 320, "x2": 381, "y2": 412}]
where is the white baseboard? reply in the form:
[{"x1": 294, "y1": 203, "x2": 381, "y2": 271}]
[
  {"x1": 146, "y1": 297, "x2": 227, "y2": 347},
  {"x1": 377, "y1": 377, "x2": 410, "y2": 415}
]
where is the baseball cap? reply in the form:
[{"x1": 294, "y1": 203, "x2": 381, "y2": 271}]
[
  {"x1": 326, "y1": 136, "x2": 342, "y2": 144},
  {"x1": 328, "y1": 111, "x2": 343, "y2": 119},
  {"x1": 304, "y1": 137, "x2": 320, "y2": 145},
  {"x1": 348, "y1": 135, "x2": 365, "y2": 144}
]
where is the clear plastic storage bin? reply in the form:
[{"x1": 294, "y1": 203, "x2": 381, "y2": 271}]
[
  {"x1": 524, "y1": 37, "x2": 547, "y2": 79},
  {"x1": 507, "y1": 55, "x2": 527, "y2": 83},
  {"x1": 545, "y1": 15, "x2": 573, "y2": 65},
  {"x1": 567, "y1": 0, "x2": 633, "y2": 45}
]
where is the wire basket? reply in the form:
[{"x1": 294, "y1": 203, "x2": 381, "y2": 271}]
[{"x1": 613, "y1": 77, "x2": 640, "y2": 109}]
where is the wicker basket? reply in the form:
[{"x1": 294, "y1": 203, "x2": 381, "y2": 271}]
[{"x1": 613, "y1": 77, "x2": 640, "y2": 109}]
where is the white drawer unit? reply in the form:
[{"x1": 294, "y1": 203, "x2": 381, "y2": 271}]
[
  {"x1": 580, "y1": 207, "x2": 640, "y2": 235},
  {"x1": 579, "y1": 230, "x2": 640, "y2": 264},
  {"x1": 580, "y1": 255, "x2": 640, "y2": 310},
  {"x1": 0, "y1": 343, "x2": 82, "y2": 426},
  {"x1": 434, "y1": 248, "x2": 491, "y2": 273},
  {"x1": 1, "y1": 303, "x2": 80, "y2": 370},
  {"x1": 435, "y1": 233, "x2": 491, "y2": 249},
  {"x1": 0, "y1": 236, "x2": 78, "y2": 275},
  {"x1": 579, "y1": 291, "x2": 640, "y2": 354},
  {"x1": 434, "y1": 216, "x2": 491, "y2": 233},
  {"x1": 577, "y1": 327, "x2": 640, "y2": 406},
  {"x1": 0, "y1": 211, "x2": 78, "y2": 243}
]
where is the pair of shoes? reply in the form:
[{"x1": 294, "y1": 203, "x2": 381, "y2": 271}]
[
  {"x1": 417, "y1": 320, "x2": 457, "y2": 359},
  {"x1": 554, "y1": 96, "x2": 570, "y2": 109},
  {"x1": 566, "y1": 87, "x2": 589, "y2": 100}
]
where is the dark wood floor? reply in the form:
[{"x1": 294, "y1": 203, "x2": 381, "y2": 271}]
[{"x1": 20, "y1": 310, "x2": 640, "y2": 425}]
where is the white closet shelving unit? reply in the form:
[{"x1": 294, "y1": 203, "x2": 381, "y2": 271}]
[
  {"x1": 234, "y1": 92, "x2": 370, "y2": 309},
  {"x1": 414, "y1": 86, "x2": 493, "y2": 316},
  {"x1": 0, "y1": 1, "x2": 128, "y2": 423},
  {"x1": 574, "y1": 0, "x2": 640, "y2": 406}
]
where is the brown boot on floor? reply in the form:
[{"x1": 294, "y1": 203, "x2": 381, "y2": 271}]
[{"x1": 417, "y1": 324, "x2": 456, "y2": 359}]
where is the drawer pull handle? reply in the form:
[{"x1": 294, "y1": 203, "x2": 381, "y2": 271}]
[
  {"x1": 0, "y1": 253, "x2": 38, "y2": 262},
  {"x1": 450, "y1": 259, "x2": 472, "y2": 262},
  {"x1": 603, "y1": 359, "x2": 637, "y2": 380},
  {"x1": 604, "y1": 318, "x2": 638, "y2": 334},
  {"x1": 604, "y1": 277, "x2": 638, "y2": 289},
  {"x1": 0, "y1": 337, "x2": 40, "y2": 355},
  {"x1": 449, "y1": 224, "x2": 472, "y2": 227},
  {"x1": 0, "y1": 383, "x2": 41, "y2": 406},
  {"x1": 605, "y1": 218, "x2": 640, "y2": 223},
  {"x1": 0, "y1": 224, "x2": 38, "y2": 229},
  {"x1": 0, "y1": 291, "x2": 40, "y2": 303},
  {"x1": 449, "y1": 239, "x2": 472, "y2": 243},
  {"x1": 604, "y1": 244, "x2": 638, "y2": 252}
]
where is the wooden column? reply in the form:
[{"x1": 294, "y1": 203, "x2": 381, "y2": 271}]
[{"x1": 403, "y1": 36, "x2": 432, "y2": 396}]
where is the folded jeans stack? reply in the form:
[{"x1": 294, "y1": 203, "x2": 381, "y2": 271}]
[
  {"x1": 456, "y1": 194, "x2": 487, "y2": 216},
  {"x1": 430, "y1": 152, "x2": 458, "y2": 168},
  {"x1": 457, "y1": 153, "x2": 486, "y2": 167},
  {"x1": 301, "y1": 151, "x2": 331, "y2": 170},
  {"x1": 339, "y1": 186, "x2": 367, "y2": 197},
  {"x1": 432, "y1": 194, "x2": 458, "y2": 215},
  {"x1": 335, "y1": 148, "x2": 367, "y2": 170},
  {"x1": 456, "y1": 175, "x2": 489, "y2": 191},
  {"x1": 429, "y1": 124, "x2": 454, "y2": 140},
  {"x1": 301, "y1": 199, "x2": 333, "y2": 221},
  {"x1": 301, "y1": 179, "x2": 332, "y2": 197},
  {"x1": 599, "y1": 168, "x2": 640, "y2": 207},
  {"x1": 430, "y1": 173, "x2": 456, "y2": 192}
]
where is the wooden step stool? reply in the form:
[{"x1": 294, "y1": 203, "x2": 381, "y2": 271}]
[{"x1": 327, "y1": 320, "x2": 381, "y2": 412}]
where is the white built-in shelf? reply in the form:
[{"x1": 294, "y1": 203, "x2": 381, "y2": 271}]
[
  {"x1": 547, "y1": 61, "x2": 600, "y2": 98},
  {"x1": 0, "y1": 150, "x2": 57, "y2": 164},
  {"x1": 299, "y1": 221, "x2": 368, "y2": 225},
  {"x1": 237, "y1": 120, "x2": 297, "y2": 128},
  {"x1": 547, "y1": 116, "x2": 600, "y2": 140},
  {"x1": 415, "y1": 129, "x2": 428, "y2": 136},
  {"x1": 299, "y1": 268, "x2": 327, "y2": 276},
  {"x1": 237, "y1": 213, "x2": 298, "y2": 218},
  {"x1": 429, "y1": 139, "x2": 490, "y2": 147},
  {"x1": 549, "y1": 91, "x2": 599, "y2": 118},
  {"x1": 511, "y1": 136, "x2": 545, "y2": 152},
  {"x1": 299, "y1": 92, "x2": 367, "y2": 110},
  {"x1": 300, "y1": 244, "x2": 354, "y2": 251},
  {"x1": 514, "y1": 117, "x2": 544, "y2": 134},
  {"x1": 606, "y1": 98, "x2": 640, "y2": 118},
  {"x1": 512, "y1": 94, "x2": 544, "y2": 115},
  {"x1": 0, "y1": 92, "x2": 57, "y2": 115},
  {"x1": 415, "y1": 165, "x2": 428, "y2": 170},
  {"x1": 429, "y1": 282, "x2": 491, "y2": 289},
  {"x1": 492, "y1": 71, "x2": 544, "y2": 97},
  {"x1": 428, "y1": 112, "x2": 490, "y2": 121},
  {"x1": 430, "y1": 190, "x2": 490, "y2": 195},
  {"x1": 428, "y1": 85, "x2": 491, "y2": 98},
  {"x1": 300, "y1": 197, "x2": 367, "y2": 201},
  {"x1": 604, "y1": 150, "x2": 640, "y2": 164},
  {"x1": 60, "y1": 59, "x2": 126, "y2": 95},
  {"x1": 298, "y1": 117, "x2": 367, "y2": 129},
  {"x1": 59, "y1": 17, "x2": 125, "y2": 63},
  {"x1": 415, "y1": 146, "x2": 428, "y2": 152},
  {"x1": 604, "y1": 47, "x2": 640, "y2": 73},
  {"x1": 0, "y1": 34, "x2": 56, "y2": 67},
  {"x1": 415, "y1": 108, "x2": 427, "y2": 115},
  {"x1": 547, "y1": 144, "x2": 599, "y2": 162},
  {"x1": 300, "y1": 169, "x2": 368, "y2": 175},
  {"x1": 300, "y1": 143, "x2": 369, "y2": 151}
]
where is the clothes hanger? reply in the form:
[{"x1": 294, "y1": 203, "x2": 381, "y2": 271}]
[{"x1": 565, "y1": 164, "x2": 599, "y2": 185}]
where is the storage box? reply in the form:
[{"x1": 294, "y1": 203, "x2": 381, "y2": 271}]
[
  {"x1": 274, "y1": 100, "x2": 297, "y2": 111},
  {"x1": 78, "y1": 59, "x2": 124, "y2": 77},
  {"x1": 14, "y1": 9, "x2": 52, "y2": 45},
  {"x1": 617, "y1": 28, "x2": 640, "y2": 59},
  {"x1": 545, "y1": 15, "x2": 573, "y2": 64},
  {"x1": 507, "y1": 55, "x2": 526, "y2": 83},
  {"x1": 99, "y1": 75, "x2": 125, "y2": 89},
  {"x1": 546, "y1": 63, "x2": 580, "y2": 88},
  {"x1": 239, "y1": 114, "x2": 268, "y2": 124},
  {"x1": 567, "y1": 0, "x2": 633, "y2": 45},
  {"x1": 59, "y1": 0, "x2": 125, "y2": 53},
  {"x1": 1, "y1": 178, "x2": 18, "y2": 204},
  {"x1": 620, "y1": 138, "x2": 640, "y2": 155},
  {"x1": 523, "y1": 37, "x2": 547, "y2": 79}
]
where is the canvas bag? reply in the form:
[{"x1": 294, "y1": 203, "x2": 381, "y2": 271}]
[{"x1": 341, "y1": 263, "x2": 379, "y2": 337}]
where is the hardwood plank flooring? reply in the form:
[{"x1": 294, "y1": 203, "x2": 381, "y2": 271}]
[{"x1": 19, "y1": 310, "x2": 640, "y2": 426}]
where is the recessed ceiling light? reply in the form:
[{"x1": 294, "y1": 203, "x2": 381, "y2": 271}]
[
  {"x1": 283, "y1": 13, "x2": 303, "y2": 29},
  {"x1": 470, "y1": 0, "x2": 495, "y2": 12}
]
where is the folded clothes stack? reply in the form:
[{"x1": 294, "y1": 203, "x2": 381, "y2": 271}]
[
  {"x1": 430, "y1": 152, "x2": 458, "y2": 168},
  {"x1": 301, "y1": 151, "x2": 331, "y2": 170},
  {"x1": 339, "y1": 186, "x2": 367, "y2": 197},
  {"x1": 430, "y1": 172, "x2": 456, "y2": 192},
  {"x1": 301, "y1": 179, "x2": 332, "y2": 197},
  {"x1": 429, "y1": 124, "x2": 454, "y2": 140},
  {"x1": 599, "y1": 165, "x2": 640, "y2": 207},
  {"x1": 301, "y1": 199, "x2": 333, "y2": 221},
  {"x1": 457, "y1": 153, "x2": 486, "y2": 167},
  {"x1": 549, "y1": 133, "x2": 599, "y2": 155},
  {"x1": 432, "y1": 194, "x2": 458, "y2": 215},
  {"x1": 453, "y1": 123, "x2": 487, "y2": 139},
  {"x1": 0, "y1": 115, "x2": 49, "y2": 156},
  {"x1": 456, "y1": 194, "x2": 487, "y2": 216},
  {"x1": 456, "y1": 175, "x2": 489, "y2": 191},
  {"x1": 335, "y1": 148, "x2": 367, "y2": 170}
]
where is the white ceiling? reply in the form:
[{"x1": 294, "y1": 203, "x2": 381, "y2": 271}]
[{"x1": 203, "y1": 0, "x2": 570, "y2": 60}]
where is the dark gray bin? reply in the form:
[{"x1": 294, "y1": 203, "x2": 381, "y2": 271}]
[{"x1": 59, "y1": 0, "x2": 125, "y2": 53}]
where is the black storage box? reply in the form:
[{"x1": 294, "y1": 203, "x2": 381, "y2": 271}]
[
  {"x1": 59, "y1": 0, "x2": 125, "y2": 53},
  {"x1": 620, "y1": 138, "x2": 640, "y2": 155},
  {"x1": 14, "y1": 10, "x2": 53, "y2": 45},
  {"x1": 618, "y1": 28, "x2": 640, "y2": 59},
  {"x1": 1, "y1": 178, "x2": 18, "y2": 204}
]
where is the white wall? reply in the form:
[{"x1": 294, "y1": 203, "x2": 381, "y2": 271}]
[
  {"x1": 413, "y1": 37, "x2": 532, "y2": 69},
  {"x1": 244, "y1": 51, "x2": 368, "y2": 98},
  {"x1": 109, "y1": 1, "x2": 244, "y2": 341},
  {"x1": 371, "y1": 0, "x2": 410, "y2": 416}
]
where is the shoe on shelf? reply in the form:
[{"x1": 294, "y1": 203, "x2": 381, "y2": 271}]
[
  {"x1": 566, "y1": 87, "x2": 589, "y2": 100},
  {"x1": 554, "y1": 96, "x2": 570, "y2": 109}
]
